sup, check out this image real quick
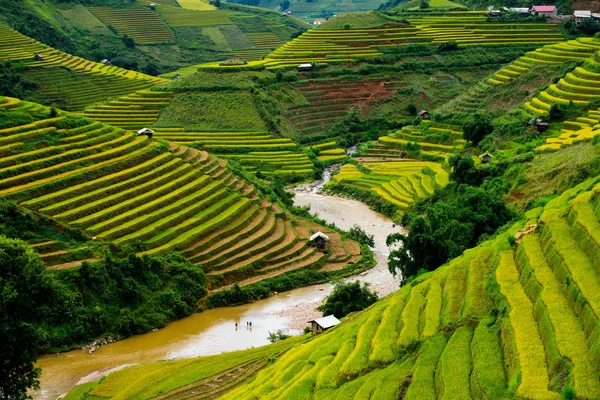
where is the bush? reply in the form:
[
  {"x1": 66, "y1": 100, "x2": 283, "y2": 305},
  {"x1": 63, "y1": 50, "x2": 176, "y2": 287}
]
[
  {"x1": 122, "y1": 35, "x2": 135, "y2": 49},
  {"x1": 406, "y1": 103, "x2": 417, "y2": 115},
  {"x1": 463, "y1": 115, "x2": 494, "y2": 146},
  {"x1": 348, "y1": 225, "x2": 375, "y2": 247},
  {"x1": 437, "y1": 41, "x2": 459, "y2": 53},
  {"x1": 267, "y1": 330, "x2": 291, "y2": 343},
  {"x1": 317, "y1": 280, "x2": 378, "y2": 318}
]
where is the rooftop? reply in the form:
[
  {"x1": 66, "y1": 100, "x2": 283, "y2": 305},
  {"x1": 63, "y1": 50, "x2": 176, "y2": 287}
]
[
  {"x1": 574, "y1": 10, "x2": 592, "y2": 17},
  {"x1": 310, "y1": 231, "x2": 329, "y2": 241},
  {"x1": 308, "y1": 315, "x2": 341, "y2": 329},
  {"x1": 532, "y1": 5, "x2": 556, "y2": 11}
]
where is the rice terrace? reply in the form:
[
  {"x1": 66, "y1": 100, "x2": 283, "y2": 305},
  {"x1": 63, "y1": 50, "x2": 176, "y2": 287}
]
[{"x1": 3, "y1": 0, "x2": 600, "y2": 399}]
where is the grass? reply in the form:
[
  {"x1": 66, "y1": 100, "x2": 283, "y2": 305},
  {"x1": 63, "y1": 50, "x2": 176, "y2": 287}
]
[
  {"x1": 339, "y1": 305, "x2": 384, "y2": 377},
  {"x1": 440, "y1": 265, "x2": 466, "y2": 327},
  {"x1": 316, "y1": 12, "x2": 402, "y2": 29},
  {"x1": 423, "y1": 277, "x2": 443, "y2": 337},
  {"x1": 88, "y1": 336, "x2": 306, "y2": 399},
  {"x1": 436, "y1": 326, "x2": 473, "y2": 400},
  {"x1": 67, "y1": 175, "x2": 600, "y2": 399},
  {"x1": 88, "y1": 6, "x2": 175, "y2": 44},
  {"x1": 155, "y1": 92, "x2": 266, "y2": 130},
  {"x1": 156, "y1": 6, "x2": 231, "y2": 26},
  {"x1": 175, "y1": 0, "x2": 216, "y2": 10},
  {"x1": 463, "y1": 247, "x2": 492, "y2": 319},
  {"x1": 471, "y1": 317, "x2": 508, "y2": 399},
  {"x1": 398, "y1": 281, "x2": 427, "y2": 347},
  {"x1": 404, "y1": 335, "x2": 447, "y2": 400},
  {"x1": 519, "y1": 234, "x2": 600, "y2": 398},
  {"x1": 368, "y1": 292, "x2": 408, "y2": 365},
  {"x1": 495, "y1": 250, "x2": 559, "y2": 400}
]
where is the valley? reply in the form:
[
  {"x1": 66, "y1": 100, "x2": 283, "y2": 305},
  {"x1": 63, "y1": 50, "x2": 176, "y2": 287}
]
[{"x1": 2, "y1": 0, "x2": 600, "y2": 399}]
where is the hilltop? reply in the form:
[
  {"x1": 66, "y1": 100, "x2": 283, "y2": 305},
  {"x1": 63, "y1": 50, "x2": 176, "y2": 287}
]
[{"x1": 0, "y1": 0, "x2": 308, "y2": 74}]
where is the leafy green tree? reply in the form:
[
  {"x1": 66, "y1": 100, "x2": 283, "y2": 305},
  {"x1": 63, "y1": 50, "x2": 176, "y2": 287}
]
[
  {"x1": 548, "y1": 104, "x2": 563, "y2": 121},
  {"x1": 405, "y1": 103, "x2": 417, "y2": 115},
  {"x1": 0, "y1": 237, "x2": 56, "y2": 398},
  {"x1": 122, "y1": 35, "x2": 135, "y2": 49},
  {"x1": 348, "y1": 225, "x2": 375, "y2": 247},
  {"x1": 463, "y1": 115, "x2": 493, "y2": 146},
  {"x1": 317, "y1": 281, "x2": 378, "y2": 318},
  {"x1": 387, "y1": 183, "x2": 513, "y2": 281}
]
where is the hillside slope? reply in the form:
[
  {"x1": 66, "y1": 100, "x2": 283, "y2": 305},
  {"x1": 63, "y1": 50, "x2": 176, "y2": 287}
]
[
  {"x1": 0, "y1": 0, "x2": 307, "y2": 74},
  {"x1": 0, "y1": 98, "x2": 362, "y2": 289},
  {"x1": 80, "y1": 174, "x2": 600, "y2": 399}
]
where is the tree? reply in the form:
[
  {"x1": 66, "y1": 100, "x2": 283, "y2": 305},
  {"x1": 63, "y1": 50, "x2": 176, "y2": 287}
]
[
  {"x1": 387, "y1": 184, "x2": 513, "y2": 282},
  {"x1": 280, "y1": 0, "x2": 290, "y2": 10},
  {"x1": 420, "y1": 0, "x2": 429, "y2": 8},
  {"x1": 348, "y1": 225, "x2": 375, "y2": 247},
  {"x1": 122, "y1": 35, "x2": 135, "y2": 49},
  {"x1": 0, "y1": 237, "x2": 57, "y2": 398},
  {"x1": 405, "y1": 103, "x2": 417, "y2": 115},
  {"x1": 317, "y1": 281, "x2": 378, "y2": 318},
  {"x1": 548, "y1": 104, "x2": 563, "y2": 121},
  {"x1": 463, "y1": 115, "x2": 493, "y2": 146}
]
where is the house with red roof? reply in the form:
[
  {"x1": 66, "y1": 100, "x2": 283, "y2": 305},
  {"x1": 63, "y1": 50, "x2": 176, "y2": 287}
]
[{"x1": 532, "y1": 5, "x2": 557, "y2": 17}]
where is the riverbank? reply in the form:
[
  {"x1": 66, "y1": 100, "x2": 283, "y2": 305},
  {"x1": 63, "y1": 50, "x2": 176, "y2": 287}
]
[{"x1": 36, "y1": 191, "x2": 403, "y2": 400}]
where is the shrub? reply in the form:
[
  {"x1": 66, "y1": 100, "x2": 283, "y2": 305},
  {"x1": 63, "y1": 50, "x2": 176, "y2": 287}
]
[
  {"x1": 348, "y1": 224, "x2": 375, "y2": 247},
  {"x1": 317, "y1": 280, "x2": 378, "y2": 318},
  {"x1": 463, "y1": 115, "x2": 494, "y2": 146},
  {"x1": 267, "y1": 330, "x2": 291, "y2": 343},
  {"x1": 122, "y1": 35, "x2": 135, "y2": 49}
]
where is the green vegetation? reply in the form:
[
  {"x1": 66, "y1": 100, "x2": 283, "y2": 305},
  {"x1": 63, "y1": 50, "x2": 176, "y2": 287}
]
[
  {"x1": 317, "y1": 280, "x2": 379, "y2": 318},
  {"x1": 387, "y1": 169, "x2": 513, "y2": 281},
  {"x1": 0, "y1": 0, "x2": 306, "y2": 76},
  {"x1": 80, "y1": 174, "x2": 600, "y2": 398},
  {"x1": 8, "y1": 5, "x2": 600, "y2": 399},
  {"x1": 156, "y1": 92, "x2": 267, "y2": 130}
]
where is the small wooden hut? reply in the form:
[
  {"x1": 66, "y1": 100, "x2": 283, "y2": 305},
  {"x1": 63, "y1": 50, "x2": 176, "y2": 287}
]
[
  {"x1": 309, "y1": 231, "x2": 329, "y2": 251},
  {"x1": 307, "y1": 315, "x2": 340, "y2": 334},
  {"x1": 137, "y1": 128, "x2": 155, "y2": 139},
  {"x1": 417, "y1": 110, "x2": 430, "y2": 120}
]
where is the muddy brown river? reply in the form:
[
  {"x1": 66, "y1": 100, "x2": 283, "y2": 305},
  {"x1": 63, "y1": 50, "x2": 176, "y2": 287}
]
[{"x1": 35, "y1": 191, "x2": 403, "y2": 399}]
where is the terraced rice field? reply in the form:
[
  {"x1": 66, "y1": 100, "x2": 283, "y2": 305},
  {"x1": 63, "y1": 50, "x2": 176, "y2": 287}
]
[
  {"x1": 521, "y1": 51, "x2": 600, "y2": 116},
  {"x1": 83, "y1": 90, "x2": 173, "y2": 131},
  {"x1": 490, "y1": 37, "x2": 600, "y2": 85},
  {"x1": 537, "y1": 108, "x2": 600, "y2": 151},
  {"x1": 152, "y1": 128, "x2": 315, "y2": 175},
  {"x1": 310, "y1": 141, "x2": 347, "y2": 162},
  {"x1": 245, "y1": 32, "x2": 282, "y2": 49},
  {"x1": 196, "y1": 179, "x2": 600, "y2": 399},
  {"x1": 327, "y1": 160, "x2": 449, "y2": 213},
  {"x1": 286, "y1": 79, "x2": 403, "y2": 141},
  {"x1": 74, "y1": 144, "x2": 600, "y2": 399},
  {"x1": 0, "y1": 23, "x2": 165, "y2": 110},
  {"x1": 156, "y1": 6, "x2": 232, "y2": 26},
  {"x1": 176, "y1": 0, "x2": 216, "y2": 10},
  {"x1": 88, "y1": 6, "x2": 175, "y2": 43},
  {"x1": 438, "y1": 81, "x2": 490, "y2": 113},
  {"x1": 361, "y1": 123, "x2": 464, "y2": 162},
  {"x1": 0, "y1": 101, "x2": 356, "y2": 287},
  {"x1": 255, "y1": 16, "x2": 563, "y2": 68}
]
